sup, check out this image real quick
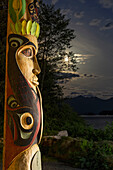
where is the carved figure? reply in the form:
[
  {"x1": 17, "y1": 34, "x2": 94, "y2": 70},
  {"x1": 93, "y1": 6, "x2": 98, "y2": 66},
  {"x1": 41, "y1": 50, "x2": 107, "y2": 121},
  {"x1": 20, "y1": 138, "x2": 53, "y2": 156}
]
[{"x1": 3, "y1": 0, "x2": 43, "y2": 169}]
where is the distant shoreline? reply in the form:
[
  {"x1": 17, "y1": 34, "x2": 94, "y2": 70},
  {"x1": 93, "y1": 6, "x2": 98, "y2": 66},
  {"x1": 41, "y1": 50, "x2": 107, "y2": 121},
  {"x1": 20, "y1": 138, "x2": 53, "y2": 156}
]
[
  {"x1": 80, "y1": 115, "x2": 113, "y2": 117},
  {"x1": 65, "y1": 95, "x2": 113, "y2": 115},
  {"x1": 80, "y1": 115, "x2": 113, "y2": 129}
]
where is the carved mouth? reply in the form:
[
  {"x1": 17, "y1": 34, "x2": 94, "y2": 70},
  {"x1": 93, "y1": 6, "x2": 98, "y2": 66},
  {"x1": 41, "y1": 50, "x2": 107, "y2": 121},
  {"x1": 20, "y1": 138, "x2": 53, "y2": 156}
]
[
  {"x1": 32, "y1": 80, "x2": 39, "y2": 86},
  {"x1": 31, "y1": 76, "x2": 39, "y2": 86}
]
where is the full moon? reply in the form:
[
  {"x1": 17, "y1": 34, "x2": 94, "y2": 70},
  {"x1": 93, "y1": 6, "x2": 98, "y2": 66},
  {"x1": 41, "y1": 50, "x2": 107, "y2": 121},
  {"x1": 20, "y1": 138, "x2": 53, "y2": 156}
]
[{"x1": 64, "y1": 56, "x2": 69, "y2": 62}]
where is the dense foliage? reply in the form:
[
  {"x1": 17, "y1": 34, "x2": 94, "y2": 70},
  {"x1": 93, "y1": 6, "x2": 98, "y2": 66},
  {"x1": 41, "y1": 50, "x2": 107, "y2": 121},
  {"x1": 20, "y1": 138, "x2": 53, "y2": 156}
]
[{"x1": 41, "y1": 136, "x2": 113, "y2": 170}]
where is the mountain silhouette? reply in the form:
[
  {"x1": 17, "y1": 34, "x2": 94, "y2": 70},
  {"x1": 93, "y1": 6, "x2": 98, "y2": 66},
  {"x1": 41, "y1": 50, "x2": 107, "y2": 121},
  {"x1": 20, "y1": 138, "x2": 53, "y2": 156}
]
[{"x1": 65, "y1": 96, "x2": 113, "y2": 114}]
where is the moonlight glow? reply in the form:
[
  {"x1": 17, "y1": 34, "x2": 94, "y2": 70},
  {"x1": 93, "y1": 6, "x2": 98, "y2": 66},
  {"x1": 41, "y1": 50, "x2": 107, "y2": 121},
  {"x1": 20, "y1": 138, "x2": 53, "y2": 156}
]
[{"x1": 64, "y1": 56, "x2": 69, "y2": 62}]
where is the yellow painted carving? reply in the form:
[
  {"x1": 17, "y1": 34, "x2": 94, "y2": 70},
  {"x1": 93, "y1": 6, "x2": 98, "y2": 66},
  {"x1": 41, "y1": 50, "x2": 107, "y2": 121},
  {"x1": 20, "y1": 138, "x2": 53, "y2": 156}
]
[
  {"x1": 35, "y1": 23, "x2": 40, "y2": 38},
  {"x1": 26, "y1": 20, "x2": 32, "y2": 34},
  {"x1": 22, "y1": 20, "x2": 27, "y2": 35}
]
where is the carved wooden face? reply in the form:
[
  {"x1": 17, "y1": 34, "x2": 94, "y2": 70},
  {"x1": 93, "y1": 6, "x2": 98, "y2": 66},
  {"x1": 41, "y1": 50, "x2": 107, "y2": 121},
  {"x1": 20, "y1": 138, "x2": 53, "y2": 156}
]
[{"x1": 17, "y1": 46, "x2": 40, "y2": 92}]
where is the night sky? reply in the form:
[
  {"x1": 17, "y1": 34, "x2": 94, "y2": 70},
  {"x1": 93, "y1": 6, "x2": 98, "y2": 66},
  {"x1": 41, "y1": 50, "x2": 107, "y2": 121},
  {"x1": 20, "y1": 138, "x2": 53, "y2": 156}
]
[{"x1": 44, "y1": 0, "x2": 113, "y2": 99}]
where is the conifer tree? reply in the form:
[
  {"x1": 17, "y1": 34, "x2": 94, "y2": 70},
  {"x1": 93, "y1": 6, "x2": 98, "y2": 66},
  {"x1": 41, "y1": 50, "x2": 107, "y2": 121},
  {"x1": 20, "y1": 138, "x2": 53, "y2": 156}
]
[{"x1": 38, "y1": 1, "x2": 76, "y2": 91}]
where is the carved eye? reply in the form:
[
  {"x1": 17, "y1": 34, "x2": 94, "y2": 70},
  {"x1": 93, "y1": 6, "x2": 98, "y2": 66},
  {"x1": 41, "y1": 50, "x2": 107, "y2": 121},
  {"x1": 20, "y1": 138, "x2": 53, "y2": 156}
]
[
  {"x1": 20, "y1": 113, "x2": 34, "y2": 130},
  {"x1": 22, "y1": 48, "x2": 32, "y2": 57},
  {"x1": 7, "y1": 95, "x2": 19, "y2": 108},
  {"x1": 29, "y1": 4, "x2": 34, "y2": 10},
  {"x1": 9, "y1": 37, "x2": 23, "y2": 46},
  {"x1": 10, "y1": 40, "x2": 20, "y2": 48},
  {"x1": 11, "y1": 42, "x2": 18, "y2": 47},
  {"x1": 28, "y1": 3, "x2": 36, "y2": 14}
]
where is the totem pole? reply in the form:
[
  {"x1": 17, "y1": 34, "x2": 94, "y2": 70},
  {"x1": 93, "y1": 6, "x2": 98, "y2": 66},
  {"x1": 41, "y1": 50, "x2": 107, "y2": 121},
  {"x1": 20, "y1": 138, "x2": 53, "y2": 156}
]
[{"x1": 3, "y1": 0, "x2": 43, "y2": 169}]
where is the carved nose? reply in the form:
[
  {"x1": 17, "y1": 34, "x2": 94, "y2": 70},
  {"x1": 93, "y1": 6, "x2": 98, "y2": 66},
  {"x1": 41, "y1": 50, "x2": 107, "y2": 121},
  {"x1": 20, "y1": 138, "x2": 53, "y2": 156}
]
[
  {"x1": 33, "y1": 56, "x2": 41, "y2": 75},
  {"x1": 32, "y1": 69, "x2": 40, "y2": 75}
]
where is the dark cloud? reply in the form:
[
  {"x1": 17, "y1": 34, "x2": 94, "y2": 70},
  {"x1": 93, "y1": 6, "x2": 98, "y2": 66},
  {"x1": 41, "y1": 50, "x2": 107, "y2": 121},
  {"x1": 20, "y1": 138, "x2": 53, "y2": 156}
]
[
  {"x1": 75, "y1": 22, "x2": 84, "y2": 26},
  {"x1": 70, "y1": 91, "x2": 95, "y2": 98},
  {"x1": 89, "y1": 19, "x2": 101, "y2": 26},
  {"x1": 71, "y1": 92, "x2": 82, "y2": 95},
  {"x1": 99, "y1": 0, "x2": 113, "y2": 9},
  {"x1": 100, "y1": 22, "x2": 113, "y2": 30},
  {"x1": 78, "y1": 0, "x2": 86, "y2": 3},
  {"x1": 58, "y1": 72, "x2": 98, "y2": 81},
  {"x1": 58, "y1": 80, "x2": 69, "y2": 84},
  {"x1": 74, "y1": 11, "x2": 84, "y2": 19},
  {"x1": 57, "y1": 72, "x2": 80, "y2": 84},
  {"x1": 105, "y1": 22, "x2": 113, "y2": 28},
  {"x1": 83, "y1": 74, "x2": 97, "y2": 78},
  {"x1": 61, "y1": 9, "x2": 72, "y2": 17},
  {"x1": 51, "y1": 0, "x2": 59, "y2": 5},
  {"x1": 58, "y1": 72, "x2": 80, "y2": 79}
]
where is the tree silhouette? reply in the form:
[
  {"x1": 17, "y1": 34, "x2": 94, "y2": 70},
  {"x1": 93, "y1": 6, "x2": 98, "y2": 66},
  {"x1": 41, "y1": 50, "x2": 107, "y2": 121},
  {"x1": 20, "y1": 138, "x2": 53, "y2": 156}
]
[{"x1": 38, "y1": 0, "x2": 76, "y2": 90}]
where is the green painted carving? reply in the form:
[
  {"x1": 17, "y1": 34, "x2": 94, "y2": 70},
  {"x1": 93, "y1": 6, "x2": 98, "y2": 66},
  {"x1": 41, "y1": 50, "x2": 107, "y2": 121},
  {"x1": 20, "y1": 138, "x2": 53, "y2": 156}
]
[
  {"x1": 9, "y1": 0, "x2": 17, "y2": 23},
  {"x1": 31, "y1": 21, "x2": 37, "y2": 36},
  {"x1": 15, "y1": 21, "x2": 22, "y2": 34},
  {"x1": 26, "y1": 20, "x2": 32, "y2": 34},
  {"x1": 10, "y1": 22, "x2": 15, "y2": 33},
  {"x1": 9, "y1": 0, "x2": 26, "y2": 24},
  {"x1": 20, "y1": 130, "x2": 32, "y2": 139},
  {"x1": 19, "y1": 0, "x2": 26, "y2": 20}
]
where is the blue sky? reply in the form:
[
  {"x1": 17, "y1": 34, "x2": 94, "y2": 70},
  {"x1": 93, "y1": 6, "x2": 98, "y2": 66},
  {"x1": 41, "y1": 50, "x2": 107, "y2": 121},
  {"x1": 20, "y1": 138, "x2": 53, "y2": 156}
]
[{"x1": 43, "y1": 0, "x2": 113, "y2": 99}]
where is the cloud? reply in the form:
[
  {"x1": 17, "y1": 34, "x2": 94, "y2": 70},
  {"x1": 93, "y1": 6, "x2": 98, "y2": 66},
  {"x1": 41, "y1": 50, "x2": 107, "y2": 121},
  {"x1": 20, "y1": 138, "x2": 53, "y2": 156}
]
[
  {"x1": 100, "y1": 22, "x2": 113, "y2": 30},
  {"x1": 67, "y1": 89, "x2": 113, "y2": 99},
  {"x1": 64, "y1": 87, "x2": 96, "y2": 99},
  {"x1": 57, "y1": 72, "x2": 98, "y2": 85},
  {"x1": 89, "y1": 19, "x2": 101, "y2": 26},
  {"x1": 62, "y1": 75, "x2": 113, "y2": 99},
  {"x1": 83, "y1": 74, "x2": 97, "y2": 78},
  {"x1": 63, "y1": 85, "x2": 111, "y2": 99},
  {"x1": 57, "y1": 73, "x2": 80, "y2": 84},
  {"x1": 51, "y1": 0, "x2": 59, "y2": 5},
  {"x1": 61, "y1": 9, "x2": 72, "y2": 16},
  {"x1": 75, "y1": 22, "x2": 84, "y2": 26},
  {"x1": 74, "y1": 53, "x2": 93, "y2": 65},
  {"x1": 71, "y1": 92, "x2": 80, "y2": 95},
  {"x1": 74, "y1": 11, "x2": 84, "y2": 19},
  {"x1": 78, "y1": 0, "x2": 86, "y2": 3},
  {"x1": 58, "y1": 72, "x2": 80, "y2": 79},
  {"x1": 99, "y1": 0, "x2": 113, "y2": 9}
]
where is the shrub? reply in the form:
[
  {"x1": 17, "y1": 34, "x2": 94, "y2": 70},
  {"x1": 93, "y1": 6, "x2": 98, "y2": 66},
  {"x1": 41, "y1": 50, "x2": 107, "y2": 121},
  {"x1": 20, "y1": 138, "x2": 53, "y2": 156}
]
[{"x1": 78, "y1": 142, "x2": 113, "y2": 170}]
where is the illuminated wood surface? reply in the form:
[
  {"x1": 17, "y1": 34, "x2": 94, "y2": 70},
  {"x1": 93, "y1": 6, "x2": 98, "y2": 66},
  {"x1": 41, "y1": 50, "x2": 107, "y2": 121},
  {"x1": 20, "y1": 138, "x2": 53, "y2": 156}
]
[{"x1": 3, "y1": 0, "x2": 43, "y2": 169}]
